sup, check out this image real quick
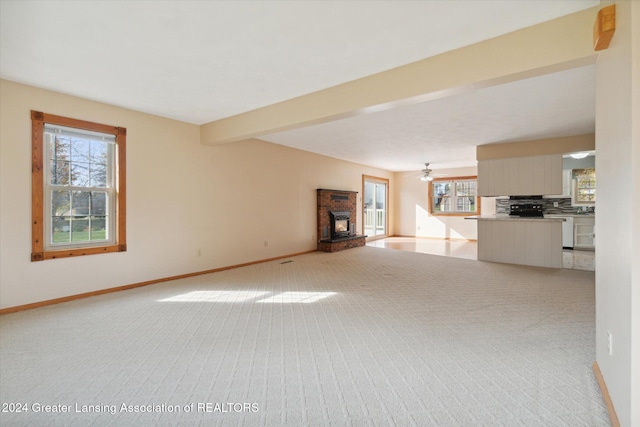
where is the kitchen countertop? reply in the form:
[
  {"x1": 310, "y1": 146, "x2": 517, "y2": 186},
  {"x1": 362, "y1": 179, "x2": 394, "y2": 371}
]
[
  {"x1": 544, "y1": 213, "x2": 595, "y2": 218},
  {"x1": 465, "y1": 215, "x2": 566, "y2": 222}
]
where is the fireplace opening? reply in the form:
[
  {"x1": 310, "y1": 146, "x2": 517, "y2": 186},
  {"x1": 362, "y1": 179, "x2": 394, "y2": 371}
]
[{"x1": 330, "y1": 211, "x2": 351, "y2": 239}]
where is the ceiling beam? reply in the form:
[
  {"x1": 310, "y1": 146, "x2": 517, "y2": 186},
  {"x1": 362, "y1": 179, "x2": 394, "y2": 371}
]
[
  {"x1": 201, "y1": 6, "x2": 599, "y2": 146},
  {"x1": 476, "y1": 134, "x2": 595, "y2": 160}
]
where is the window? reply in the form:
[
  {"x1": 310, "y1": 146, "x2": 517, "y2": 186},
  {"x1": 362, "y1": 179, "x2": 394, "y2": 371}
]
[
  {"x1": 572, "y1": 168, "x2": 596, "y2": 205},
  {"x1": 31, "y1": 111, "x2": 126, "y2": 261},
  {"x1": 363, "y1": 175, "x2": 389, "y2": 238},
  {"x1": 428, "y1": 176, "x2": 480, "y2": 216}
]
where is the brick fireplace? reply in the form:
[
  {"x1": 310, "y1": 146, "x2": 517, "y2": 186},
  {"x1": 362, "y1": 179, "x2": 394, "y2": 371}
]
[{"x1": 317, "y1": 189, "x2": 367, "y2": 252}]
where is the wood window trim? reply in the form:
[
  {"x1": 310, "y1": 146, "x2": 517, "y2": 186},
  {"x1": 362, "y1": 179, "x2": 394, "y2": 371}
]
[
  {"x1": 428, "y1": 175, "x2": 481, "y2": 217},
  {"x1": 31, "y1": 111, "x2": 126, "y2": 261}
]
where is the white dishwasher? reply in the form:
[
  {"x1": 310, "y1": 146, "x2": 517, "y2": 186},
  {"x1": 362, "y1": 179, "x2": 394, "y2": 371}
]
[{"x1": 561, "y1": 216, "x2": 574, "y2": 249}]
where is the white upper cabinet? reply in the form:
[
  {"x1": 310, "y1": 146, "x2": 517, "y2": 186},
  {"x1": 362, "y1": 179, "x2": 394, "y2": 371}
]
[
  {"x1": 562, "y1": 169, "x2": 572, "y2": 197},
  {"x1": 544, "y1": 168, "x2": 572, "y2": 198},
  {"x1": 478, "y1": 154, "x2": 562, "y2": 197}
]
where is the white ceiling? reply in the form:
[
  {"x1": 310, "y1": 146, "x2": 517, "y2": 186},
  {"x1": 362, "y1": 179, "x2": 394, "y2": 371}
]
[
  {"x1": 261, "y1": 65, "x2": 596, "y2": 171},
  {"x1": 0, "y1": 0, "x2": 599, "y2": 172}
]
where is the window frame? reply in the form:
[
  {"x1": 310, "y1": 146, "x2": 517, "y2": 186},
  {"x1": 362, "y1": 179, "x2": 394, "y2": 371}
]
[
  {"x1": 31, "y1": 111, "x2": 126, "y2": 261},
  {"x1": 571, "y1": 168, "x2": 596, "y2": 205},
  {"x1": 428, "y1": 175, "x2": 481, "y2": 216},
  {"x1": 362, "y1": 175, "x2": 389, "y2": 239}
]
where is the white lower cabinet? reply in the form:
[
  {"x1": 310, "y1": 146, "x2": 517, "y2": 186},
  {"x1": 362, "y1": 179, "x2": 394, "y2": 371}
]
[{"x1": 574, "y1": 216, "x2": 595, "y2": 249}]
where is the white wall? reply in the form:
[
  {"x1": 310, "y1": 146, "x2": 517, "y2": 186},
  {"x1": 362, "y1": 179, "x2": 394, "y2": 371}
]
[
  {"x1": 393, "y1": 167, "x2": 480, "y2": 240},
  {"x1": 632, "y1": 4, "x2": 640, "y2": 424},
  {"x1": 594, "y1": 1, "x2": 640, "y2": 426},
  {"x1": 562, "y1": 156, "x2": 595, "y2": 170},
  {"x1": 0, "y1": 80, "x2": 393, "y2": 309}
]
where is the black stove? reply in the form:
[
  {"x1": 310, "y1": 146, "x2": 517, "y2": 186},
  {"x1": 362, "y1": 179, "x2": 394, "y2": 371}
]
[{"x1": 509, "y1": 203, "x2": 544, "y2": 217}]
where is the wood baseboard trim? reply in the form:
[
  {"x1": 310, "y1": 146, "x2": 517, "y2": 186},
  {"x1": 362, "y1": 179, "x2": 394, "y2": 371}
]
[
  {"x1": 0, "y1": 249, "x2": 317, "y2": 315},
  {"x1": 593, "y1": 361, "x2": 620, "y2": 427}
]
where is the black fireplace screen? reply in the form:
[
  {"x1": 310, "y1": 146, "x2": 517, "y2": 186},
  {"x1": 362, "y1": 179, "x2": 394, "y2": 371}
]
[{"x1": 330, "y1": 211, "x2": 351, "y2": 239}]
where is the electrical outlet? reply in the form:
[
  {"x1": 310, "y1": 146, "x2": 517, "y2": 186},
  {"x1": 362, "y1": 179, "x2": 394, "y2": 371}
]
[
  {"x1": 607, "y1": 331, "x2": 613, "y2": 355},
  {"x1": 197, "y1": 248, "x2": 201, "y2": 257},
  {"x1": 264, "y1": 240, "x2": 268, "y2": 247}
]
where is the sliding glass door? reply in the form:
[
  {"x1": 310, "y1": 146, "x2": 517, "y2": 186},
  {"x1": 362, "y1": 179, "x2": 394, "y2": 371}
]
[{"x1": 363, "y1": 176, "x2": 388, "y2": 238}]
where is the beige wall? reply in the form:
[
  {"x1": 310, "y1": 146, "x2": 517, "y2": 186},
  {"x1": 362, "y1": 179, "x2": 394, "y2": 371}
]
[
  {"x1": 633, "y1": 3, "x2": 640, "y2": 425},
  {"x1": 0, "y1": 79, "x2": 393, "y2": 309},
  {"x1": 595, "y1": 1, "x2": 640, "y2": 426},
  {"x1": 393, "y1": 167, "x2": 480, "y2": 240}
]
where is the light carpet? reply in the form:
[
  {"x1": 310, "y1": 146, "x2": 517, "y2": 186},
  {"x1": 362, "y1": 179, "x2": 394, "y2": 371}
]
[{"x1": 0, "y1": 247, "x2": 609, "y2": 426}]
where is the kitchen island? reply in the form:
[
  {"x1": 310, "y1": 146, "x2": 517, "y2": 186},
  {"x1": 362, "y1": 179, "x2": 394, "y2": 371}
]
[{"x1": 466, "y1": 215, "x2": 565, "y2": 268}]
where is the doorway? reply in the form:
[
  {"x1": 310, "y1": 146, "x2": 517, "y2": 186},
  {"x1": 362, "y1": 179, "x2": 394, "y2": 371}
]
[{"x1": 363, "y1": 176, "x2": 389, "y2": 239}]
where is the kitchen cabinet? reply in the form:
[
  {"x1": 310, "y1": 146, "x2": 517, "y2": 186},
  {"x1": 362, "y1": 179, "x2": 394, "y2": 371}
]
[
  {"x1": 574, "y1": 216, "x2": 595, "y2": 250},
  {"x1": 478, "y1": 154, "x2": 562, "y2": 197},
  {"x1": 473, "y1": 216, "x2": 563, "y2": 268},
  {"x1": 562, "y1": 169, "x2": 572, "y2": 197},
  {"x1": 544, "y1": 169, "x2": 572, "y2": 198},
  {"x1": 561, "y1": 216, "x2": 574, "y2": 248}
]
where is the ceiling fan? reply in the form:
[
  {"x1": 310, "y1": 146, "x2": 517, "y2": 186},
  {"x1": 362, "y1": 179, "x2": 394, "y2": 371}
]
[{"x1": 419, "y1": 163, "x2": 448, "y2": 181}]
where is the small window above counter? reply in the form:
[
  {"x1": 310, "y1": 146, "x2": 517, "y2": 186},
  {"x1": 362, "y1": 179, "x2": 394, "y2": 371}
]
[
  {"x1": 544, "y1": 168, "x2": 597, "y2": 203},
  {"x1": 571, "y1": 168, "x2": 596, "y2": 206}
]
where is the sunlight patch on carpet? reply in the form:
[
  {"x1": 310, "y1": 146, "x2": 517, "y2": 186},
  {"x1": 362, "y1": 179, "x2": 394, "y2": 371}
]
[
  {"x1": 159, "y1": 290, "x2": 337, "y2": 304},
  {"x1": 159, "y1": 290, "x2": 268, "y2": 303},
  {"x1": 257, "y1": 292, "x2": 337, "y2": 304}
]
